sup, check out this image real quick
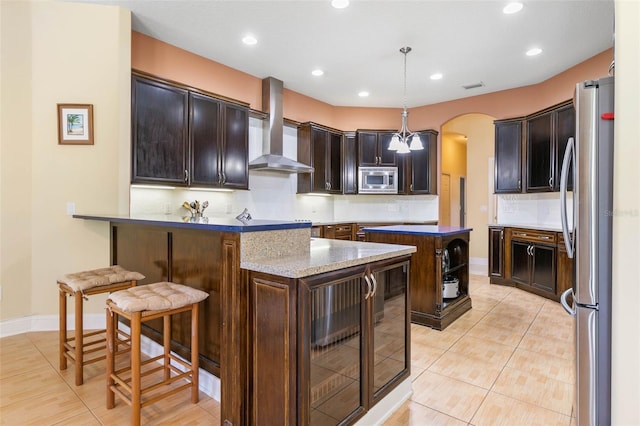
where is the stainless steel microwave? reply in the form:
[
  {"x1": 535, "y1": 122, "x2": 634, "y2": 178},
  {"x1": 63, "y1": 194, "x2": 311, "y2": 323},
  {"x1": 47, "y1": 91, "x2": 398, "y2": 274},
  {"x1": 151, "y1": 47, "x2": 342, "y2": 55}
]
[{"x1": 358, "y1": 167, "x2": 398, "y2": 194}]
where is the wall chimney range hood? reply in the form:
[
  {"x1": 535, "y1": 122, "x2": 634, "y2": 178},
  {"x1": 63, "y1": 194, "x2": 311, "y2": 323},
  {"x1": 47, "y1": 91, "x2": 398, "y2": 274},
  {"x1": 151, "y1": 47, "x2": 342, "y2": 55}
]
[{"x1": 248, "y1": 77, "x2": 313, "y2": 173}]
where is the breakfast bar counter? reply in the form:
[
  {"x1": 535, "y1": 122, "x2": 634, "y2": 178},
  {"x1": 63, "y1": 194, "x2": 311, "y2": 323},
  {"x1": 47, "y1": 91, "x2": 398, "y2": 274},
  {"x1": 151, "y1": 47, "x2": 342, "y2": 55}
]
[{"x1": 74, "y1": 213, "x2": 416, "y2": 425}]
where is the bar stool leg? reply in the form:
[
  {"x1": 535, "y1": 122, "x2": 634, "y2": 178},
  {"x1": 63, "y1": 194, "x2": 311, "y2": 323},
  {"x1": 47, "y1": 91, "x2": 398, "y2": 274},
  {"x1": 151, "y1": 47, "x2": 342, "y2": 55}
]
[
  {"x1": 131, "y1": 311, "x2": 142, "y2": 426},
  {"x1": 59, "y1": 286, "x2": 67, "y2": 371},
  {"x1": 106, "y1": 306, "x2": 116, "y2": 409},
  {"x1": 191, "y1": 303, "x2": 200, "y2": 403},
  {"x1": 74, "y1": 291, "x2": 84, "y2": 386},
  {"x1": 163, "y1": 314, "x2": 171, "y2": 381}
]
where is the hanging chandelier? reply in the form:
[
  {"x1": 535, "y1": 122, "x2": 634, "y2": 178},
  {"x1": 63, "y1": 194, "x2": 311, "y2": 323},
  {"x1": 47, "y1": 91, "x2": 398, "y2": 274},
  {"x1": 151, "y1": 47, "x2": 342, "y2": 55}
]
[{"x1": 388, "y1": 46, "x2": 423, "y2": 153}]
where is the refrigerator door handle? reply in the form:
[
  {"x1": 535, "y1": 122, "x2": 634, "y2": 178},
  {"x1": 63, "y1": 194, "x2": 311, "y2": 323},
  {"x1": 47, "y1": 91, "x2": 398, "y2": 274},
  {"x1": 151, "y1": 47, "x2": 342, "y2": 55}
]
[
  {"x1": 560, "y1": 288, "x2": 576, "y2": 316},
  {"x1": 560, "y1": 137, "x2": 575, "y2": 258}
]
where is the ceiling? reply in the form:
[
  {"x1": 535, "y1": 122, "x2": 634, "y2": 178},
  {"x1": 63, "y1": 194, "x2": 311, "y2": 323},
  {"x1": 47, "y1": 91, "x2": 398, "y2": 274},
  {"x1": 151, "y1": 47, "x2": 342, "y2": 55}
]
[{"x1": 71, "y1": 0, "x2": 614, "y2": 108}]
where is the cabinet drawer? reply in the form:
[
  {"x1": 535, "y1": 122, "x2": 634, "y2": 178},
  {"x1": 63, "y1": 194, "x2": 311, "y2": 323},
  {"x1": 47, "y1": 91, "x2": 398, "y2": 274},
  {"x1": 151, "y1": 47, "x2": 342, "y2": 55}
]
[{"x1": 510, "y1": 229, "x2": 556, "y2": 244}]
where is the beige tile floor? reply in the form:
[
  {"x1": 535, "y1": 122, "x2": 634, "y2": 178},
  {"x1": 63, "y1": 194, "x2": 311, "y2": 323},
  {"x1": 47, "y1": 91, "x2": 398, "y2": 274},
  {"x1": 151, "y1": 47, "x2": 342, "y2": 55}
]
[{"x1": 0, "y1": 275, "x2": 575, "y2": 425}]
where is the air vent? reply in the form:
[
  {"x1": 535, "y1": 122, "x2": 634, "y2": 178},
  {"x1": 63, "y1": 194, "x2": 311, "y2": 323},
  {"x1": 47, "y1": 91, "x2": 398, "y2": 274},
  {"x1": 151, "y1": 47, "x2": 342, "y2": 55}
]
[{"x1": 462, "y1": 82, "x2": 485, "y2": 90}]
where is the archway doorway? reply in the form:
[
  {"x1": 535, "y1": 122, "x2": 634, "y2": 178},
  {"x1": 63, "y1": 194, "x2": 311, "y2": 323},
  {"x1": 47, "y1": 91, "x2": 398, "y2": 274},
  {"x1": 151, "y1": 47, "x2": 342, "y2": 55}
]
[{"x1": 440, "y1": 114, "x2": 495, "y2": 275}]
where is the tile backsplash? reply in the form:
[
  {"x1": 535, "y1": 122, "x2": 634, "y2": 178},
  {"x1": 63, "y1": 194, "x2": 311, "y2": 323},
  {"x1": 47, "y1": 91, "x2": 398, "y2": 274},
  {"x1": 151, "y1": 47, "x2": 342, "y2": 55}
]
[{"x1": 496, "y1": 192, "x2": 573, "y2": 228}]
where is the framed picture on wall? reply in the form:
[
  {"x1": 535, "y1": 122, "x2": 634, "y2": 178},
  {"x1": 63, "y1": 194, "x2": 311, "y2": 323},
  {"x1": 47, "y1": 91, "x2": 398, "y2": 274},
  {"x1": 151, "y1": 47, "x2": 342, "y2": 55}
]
[{"x1": 57, "y1": 104, "x2": 94, "y2": 145}]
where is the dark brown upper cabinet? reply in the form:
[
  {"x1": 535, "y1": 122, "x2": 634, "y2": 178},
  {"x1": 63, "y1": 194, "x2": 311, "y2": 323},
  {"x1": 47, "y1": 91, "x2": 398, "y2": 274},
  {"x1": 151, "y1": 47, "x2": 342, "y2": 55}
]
[
  {"x1": 525, "y1": 101, "x2": 575, "y2": 192},
  {"x1": 404, "y1": 129, "x2": 438, "y2": 195},
  {"x1": 356, "y1": 130, "x2": 398, "y2": 167},
  {"x1": 190, "y1": 93, "x2": 249, "y2": 189},
  {"x1": 343, "y1": 132, "x2": 358, "y2": 195},
  {"x1": 494, "y1": 118, "x2": 524, "y2": 193},
  {"x1": 132, "y1": 75, "x2": 189, "y2": 185},
  {"x1": 132, "y1": 74, "x2": 249, "y2": 189},
  {"x1": 297, "y1": 122, "x2": 343, "y2": 194}
]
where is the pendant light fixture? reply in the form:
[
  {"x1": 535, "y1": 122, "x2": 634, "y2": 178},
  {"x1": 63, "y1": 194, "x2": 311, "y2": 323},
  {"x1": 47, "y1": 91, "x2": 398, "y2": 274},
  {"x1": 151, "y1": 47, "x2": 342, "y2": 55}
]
[{"x1": 388, "y1": 46, "x2": 423, "y2": 153}]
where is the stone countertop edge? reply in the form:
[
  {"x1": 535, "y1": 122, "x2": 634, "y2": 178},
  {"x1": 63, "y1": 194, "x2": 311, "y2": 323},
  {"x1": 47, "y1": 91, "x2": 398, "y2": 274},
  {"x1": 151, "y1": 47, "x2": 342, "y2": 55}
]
[
  {"x1": 362, "y1": 225, "x2": 473, "y2": 237},
  {"x1": 488, "y1": 223, "x2": 563, "y2": 232},
  {"x1": 241, "y1": 239, "x2": 416, "y2": 279},
  {"x1": 73, "y1": 214, "x2": 312, "y2": 233},
  {"x1": 311, "y1": 220, "x2": 438, "y2": 226}
]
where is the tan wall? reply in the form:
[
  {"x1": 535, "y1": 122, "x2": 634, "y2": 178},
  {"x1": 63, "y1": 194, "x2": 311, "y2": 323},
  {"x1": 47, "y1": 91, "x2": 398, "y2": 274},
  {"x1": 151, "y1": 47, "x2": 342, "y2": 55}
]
[
  {"x1": 442, "y1": 115, "x2": 495, "y2": 260},
  {"x1": 440, "y1": 134, "x2": 467, "y2": 226},
  {"x1": 612, "y1": 1, "x2": 640, "y2": 423},
  {"x1": 0, "y1": 0, "x2": 131, "y2": 319}
]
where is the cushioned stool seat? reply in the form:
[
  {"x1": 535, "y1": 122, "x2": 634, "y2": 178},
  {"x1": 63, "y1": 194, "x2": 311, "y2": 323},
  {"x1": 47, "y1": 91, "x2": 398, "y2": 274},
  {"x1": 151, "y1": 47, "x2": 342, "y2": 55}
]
[
  {"x1": 105, "y1": 282, "x2": 208, "y2": 426},
  {"x1": 58, "y1": 265, "x2": 144, "y2": 385}
]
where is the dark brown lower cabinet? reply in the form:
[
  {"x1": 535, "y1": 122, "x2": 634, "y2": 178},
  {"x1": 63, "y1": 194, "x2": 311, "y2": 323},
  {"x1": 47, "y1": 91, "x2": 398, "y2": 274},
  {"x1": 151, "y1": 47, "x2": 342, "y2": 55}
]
[
  {"x1": 488, "y1": 226, "x2": 574, "y2": 302},
  {"x1": 509, "y1": 229, "x2": 557, "y2": 298},
  {"x1": 248, "y1": 256, "x2": 411, "y2": 425},
  {"x1": 488, "y1": 226, "x2": 507, "y2": 284}
]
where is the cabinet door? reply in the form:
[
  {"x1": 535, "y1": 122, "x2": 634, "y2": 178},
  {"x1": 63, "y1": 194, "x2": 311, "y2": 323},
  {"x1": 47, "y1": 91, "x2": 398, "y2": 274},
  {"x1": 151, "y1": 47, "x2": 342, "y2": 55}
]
[
  {"x1": 301, "y1": 269, "x2": 366, "y2": 424},
  {"x1": 557, "y1": 235, "x2": 574, "y2": 297},
  {"x1": 378, "y1": 132, "x2": 397, "y2": 166},
  {"x1": 132, "y1": 76, "x2": 188, "y2": 185},
  {"x1": 526, "y1": 112, "x2": 553, "y2": 191},
  {"x1": 554, "y1": 104, "x2": 575, "y2": 191},
  {"x1": 328, "y1": 131, "x2": 343, "y2": 193},
  {"x1": 190, "y1": 93, "x2": 221, "y2": 186},
  {"x1": 311, "y1": 127, "x2": 329, "y2": 192},
  {"x1": 510, "y1": 240, "x2": 531, "y2": 285},
  {"x1": 408, "y1": 130, "x2": 438, "y2": 194},
  {"x1": 220, "y1": 103, "x2": 249, "y2": 189},
  {"x1": 370, "y1": 261, "x2": 409, "y2": 404},
  {"x1": 357, "y1": 131, "x2": 379, "y2": 166},
  {"x1": 488, "y1": 227, "x2": 505, "y2": 279},
  {"x1": 343, "y1": 133, "x2": 358, "y2": 194},
  {"x1": 531, "y1": 244, "x2": 556, "y2": 294},
  {"x1": 494, "y1": 120, "x2": 522, "y2": 193}
]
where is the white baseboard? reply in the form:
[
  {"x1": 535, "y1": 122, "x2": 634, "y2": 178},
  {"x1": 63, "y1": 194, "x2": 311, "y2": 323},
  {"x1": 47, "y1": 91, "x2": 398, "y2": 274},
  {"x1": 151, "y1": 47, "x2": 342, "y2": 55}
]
[
  {"x1": 355, "y1": 377, "x2": 412, "y2": 425},
  {"x1": 469, "y1": 256, "x2": 488, "y2": 276},
  {"x1": 0, "y1": 314, "x2": 220, "y2": 401}
]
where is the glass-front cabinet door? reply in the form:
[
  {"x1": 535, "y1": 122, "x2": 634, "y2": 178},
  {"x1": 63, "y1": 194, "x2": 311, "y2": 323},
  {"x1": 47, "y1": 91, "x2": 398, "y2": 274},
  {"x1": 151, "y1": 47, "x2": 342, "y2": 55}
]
[
  {"x1": 300, "y1": 257, "x2": 410, "y2": 425},
  {"x1": 369, "y1": 260, "x2": 409, "y2": 404},
  {"x1": 302, "y1": 266, "x2": 366, "y2": 425}
]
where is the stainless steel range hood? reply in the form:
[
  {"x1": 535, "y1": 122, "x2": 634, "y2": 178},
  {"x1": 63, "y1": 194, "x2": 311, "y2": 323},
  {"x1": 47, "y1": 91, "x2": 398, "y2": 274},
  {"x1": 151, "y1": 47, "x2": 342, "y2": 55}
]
[{"x1": 248, "y1": 77, "x2": 313, "y2": 173}]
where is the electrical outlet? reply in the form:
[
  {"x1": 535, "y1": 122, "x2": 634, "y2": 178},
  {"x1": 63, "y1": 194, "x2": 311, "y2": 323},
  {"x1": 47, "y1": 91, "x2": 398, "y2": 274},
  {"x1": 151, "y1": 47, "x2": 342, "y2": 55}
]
[{"x1": 66, "y1": 202, "x2": 75, "y2": 216}]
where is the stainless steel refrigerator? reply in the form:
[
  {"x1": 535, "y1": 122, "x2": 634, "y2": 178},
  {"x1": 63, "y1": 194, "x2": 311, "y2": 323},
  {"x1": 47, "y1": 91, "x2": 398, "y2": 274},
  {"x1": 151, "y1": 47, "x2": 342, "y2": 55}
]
[{"x1": 560, "y1": 76, "x2": 614, "y2": 426}]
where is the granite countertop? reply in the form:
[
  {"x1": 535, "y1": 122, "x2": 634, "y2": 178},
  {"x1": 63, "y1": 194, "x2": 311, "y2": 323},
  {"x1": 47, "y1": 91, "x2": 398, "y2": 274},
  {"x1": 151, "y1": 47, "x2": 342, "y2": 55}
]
[
  {"x1": 241, "y1": 238, "x2": 416, "y2": 278},
  {"x1": 73, "y1": 213, "x2": 311, "y2": 233},
  {"x1": 489, "y1": 223, "x2": 563, "y2": 232},
  {"x1": 362, "y1": 225, "x2": 473, "y2": 237}
]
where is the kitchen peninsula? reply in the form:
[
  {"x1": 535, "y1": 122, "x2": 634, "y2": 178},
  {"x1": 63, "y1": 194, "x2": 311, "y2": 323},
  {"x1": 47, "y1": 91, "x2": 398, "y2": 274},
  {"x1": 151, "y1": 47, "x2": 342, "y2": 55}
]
[
  {"x1": 74, "y1": 213, "x2": 416, "y2": 425},
  {"x1": 364, "y1": 225, "x2": 472, "y2": 330}
]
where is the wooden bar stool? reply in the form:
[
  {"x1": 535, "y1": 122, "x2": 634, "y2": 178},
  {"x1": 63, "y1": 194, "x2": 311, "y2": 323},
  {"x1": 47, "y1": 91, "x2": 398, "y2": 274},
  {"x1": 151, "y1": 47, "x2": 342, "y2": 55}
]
[
  {"x1": 58, "y1": 265, "x2": 145, "y2": 385},
  {"x1": 105, "y1": 281, "x2": 208, "y2": 426}
]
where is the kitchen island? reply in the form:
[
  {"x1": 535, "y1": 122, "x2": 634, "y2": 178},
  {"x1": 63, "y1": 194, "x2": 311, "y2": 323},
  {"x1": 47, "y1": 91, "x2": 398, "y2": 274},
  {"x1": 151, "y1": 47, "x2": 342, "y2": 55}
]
[
  {"x1": 74, "y1": 213, "x2": 416, "y2": 425},
  {"x1": 364, "y1": 225, "x2": 473, "y2": 330}
]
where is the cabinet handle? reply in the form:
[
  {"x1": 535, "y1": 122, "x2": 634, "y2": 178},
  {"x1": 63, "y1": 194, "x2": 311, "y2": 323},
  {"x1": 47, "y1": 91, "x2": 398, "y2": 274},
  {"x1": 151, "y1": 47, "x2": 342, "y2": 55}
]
[
  {"x1": 518, "y1": 179, "x2": 521, "y2": 191},
  {"x1": 410, "y1": 183, "x2": 414, "y2": 192},
  {"x1": 222, "y1": 172, "x2": 226, "y2": 184},
  {"x1": 549, "y1": 177, "x2": 553, "y2": 188},
  {"x1": 500, "y1": 230, "x2": 504, "y2": 240},
  {"x1": 530, "y1": 245, "x2": 535, "y2": 256},
  {"x1": 370, "y1": 274, "x2": 378, "y2": 297},
  {"x1": 364, "y1": 275, "x2": 372, "y2": 299},
  {"x1": 538, "y1": 235, "x2": 553, "y2": 240},
  {"x1": 184, "y1": 169, "x2": 189, "y2": 182}
]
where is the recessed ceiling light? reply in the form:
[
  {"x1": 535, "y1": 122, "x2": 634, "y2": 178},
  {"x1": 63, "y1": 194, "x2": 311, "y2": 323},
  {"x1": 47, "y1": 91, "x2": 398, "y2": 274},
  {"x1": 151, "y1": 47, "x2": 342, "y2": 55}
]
[
  {"x1": 311, "y1": 69, "x2": 324, "y2": 77},
  {"x1": 242, "y1": 35, "x2": 257, "y2": 45},
  {"x1": 430, "y1": 73, "x2": 443, "y2": 80},
  {"x1": 358, "y1": 91, "x2": 369, "y2": 97},
  {"x1": 331, "y1": 0, "x2": 349, "y2": 9},
  {"x1": 503, "y1": 2, "x2": 523, "y2": 14},
  {"x1": 526, "y1": 47, "x2": 542, "y2": 56}
]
